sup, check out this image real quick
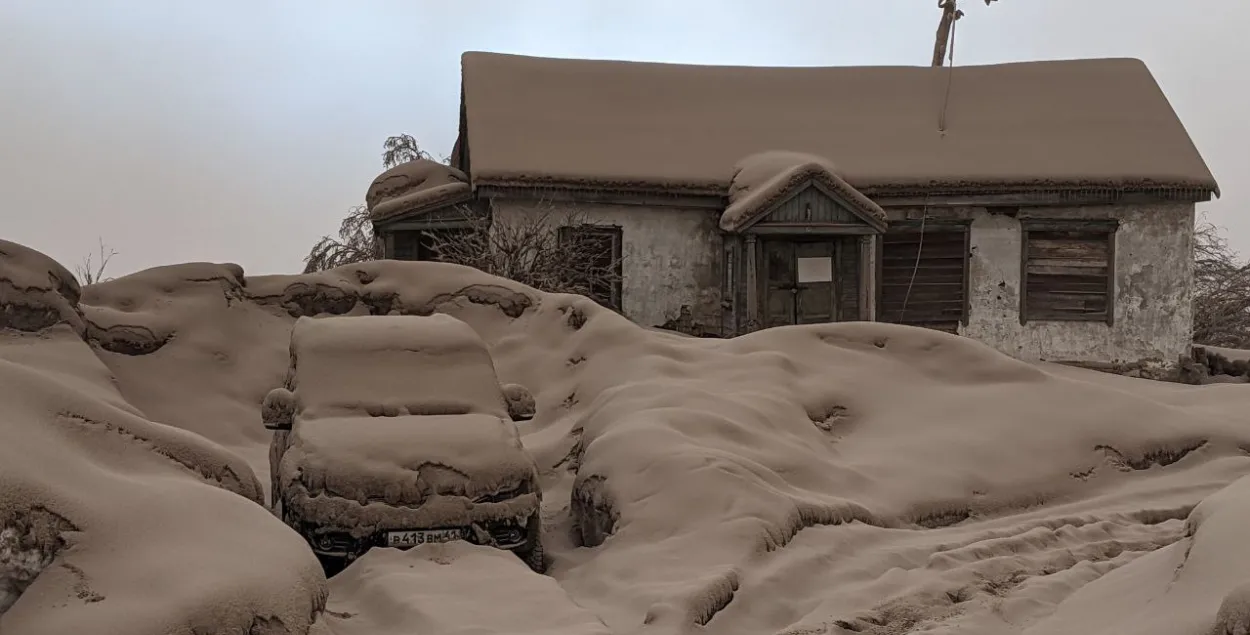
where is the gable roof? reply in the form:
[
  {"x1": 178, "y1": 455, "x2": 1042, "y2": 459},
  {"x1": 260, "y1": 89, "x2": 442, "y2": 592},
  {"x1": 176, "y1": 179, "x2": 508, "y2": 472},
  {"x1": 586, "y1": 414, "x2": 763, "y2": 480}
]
[
  {"x1": 459, "y1": 52, "x2": 1219, "y2": 200},
  {"x1": 720, "y1": 151, "x2": 886, "y2": 233}
]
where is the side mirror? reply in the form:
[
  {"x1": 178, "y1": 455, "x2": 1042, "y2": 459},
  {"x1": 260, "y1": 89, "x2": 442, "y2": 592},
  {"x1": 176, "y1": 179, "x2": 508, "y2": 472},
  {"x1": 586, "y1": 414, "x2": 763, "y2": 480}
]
[
  {"x1": 501, "y1": 383, "x2": 535, "y2": 422},
  {"x1": 262, "y1": 387, "x2": 295, "y2": 431}
]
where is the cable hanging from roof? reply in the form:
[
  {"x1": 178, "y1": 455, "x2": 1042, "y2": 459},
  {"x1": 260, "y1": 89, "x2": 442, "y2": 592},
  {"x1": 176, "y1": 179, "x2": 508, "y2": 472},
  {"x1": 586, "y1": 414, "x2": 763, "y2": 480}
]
[{"x1": 938, "y1": 6, "x2": 960, "y2": 133}]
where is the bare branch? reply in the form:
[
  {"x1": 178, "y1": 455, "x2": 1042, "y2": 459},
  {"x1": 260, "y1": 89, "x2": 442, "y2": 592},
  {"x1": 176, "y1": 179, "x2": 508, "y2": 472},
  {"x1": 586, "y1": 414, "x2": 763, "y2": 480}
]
[
  {"x1": 1192, "y1": 213, "x2": 1250, "y2": 348},
  {"x1": 381, "y1": 134, "x2": 433, "y2": 169},
  {"x1": 422, "y1": 202, "x2": 623, "y2": 305},
  {"x1": 75, "y1": 237, "x2": 118, "y2": 285},
  {"x1": 302, "y1": 205, "x2": 383, "y2": 273}
]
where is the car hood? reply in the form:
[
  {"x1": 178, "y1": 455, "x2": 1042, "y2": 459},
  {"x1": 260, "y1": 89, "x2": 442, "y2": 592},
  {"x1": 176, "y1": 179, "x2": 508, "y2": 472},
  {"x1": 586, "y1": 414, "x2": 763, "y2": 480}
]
[{"x1": 282, "y1": 412, "x2": 538, "y2": 504}]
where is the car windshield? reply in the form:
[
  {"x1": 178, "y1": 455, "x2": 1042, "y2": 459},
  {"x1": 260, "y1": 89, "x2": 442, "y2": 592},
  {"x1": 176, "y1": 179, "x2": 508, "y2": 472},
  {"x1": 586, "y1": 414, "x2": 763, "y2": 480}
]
[{"x1": 289, "y1": 315, "x2": 510, "y2": 420}]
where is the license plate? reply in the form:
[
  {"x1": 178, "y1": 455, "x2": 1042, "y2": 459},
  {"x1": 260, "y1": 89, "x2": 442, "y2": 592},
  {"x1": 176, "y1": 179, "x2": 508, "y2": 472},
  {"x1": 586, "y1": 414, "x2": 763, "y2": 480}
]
[{"x1": 386, "y1": 529, "x2": 464, "y2": 547}]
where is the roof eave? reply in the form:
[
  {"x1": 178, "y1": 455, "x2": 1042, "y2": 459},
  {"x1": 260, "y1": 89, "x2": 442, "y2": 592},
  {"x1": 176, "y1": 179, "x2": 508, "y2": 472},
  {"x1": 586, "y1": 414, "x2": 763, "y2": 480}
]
[
  {"x1": 472, "y1": 175, "x2": 1219, "y2": 205},
  {"x1": 370, "y1": 190, "x2": 475, "y2": 225}
]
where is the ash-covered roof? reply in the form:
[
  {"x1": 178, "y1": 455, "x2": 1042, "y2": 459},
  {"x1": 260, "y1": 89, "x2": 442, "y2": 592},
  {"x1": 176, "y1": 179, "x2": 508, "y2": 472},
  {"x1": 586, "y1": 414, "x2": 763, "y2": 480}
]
[
  {"x1": 721, "y1": 152, "x2": 886, "y2": 233},
  {"x1": 459, "y1": 52, "x2": 1219, "y2": 200},
  {"x1": 366, "y1": 159, "x2": 473, "y2": 223}
]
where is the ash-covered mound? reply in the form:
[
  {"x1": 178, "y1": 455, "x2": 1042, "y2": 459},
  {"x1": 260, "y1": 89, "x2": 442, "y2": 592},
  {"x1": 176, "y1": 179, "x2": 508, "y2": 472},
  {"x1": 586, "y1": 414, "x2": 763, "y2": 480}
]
[
  {"x1": 4, "y1": 238, "x2": 1250, "y2": 635},
  {"x1": 0, "y1": 239, "x2": 85, "y2": 334},
  {"x1": 0, "y1": 242, "x2": 326, "y2": 635}
]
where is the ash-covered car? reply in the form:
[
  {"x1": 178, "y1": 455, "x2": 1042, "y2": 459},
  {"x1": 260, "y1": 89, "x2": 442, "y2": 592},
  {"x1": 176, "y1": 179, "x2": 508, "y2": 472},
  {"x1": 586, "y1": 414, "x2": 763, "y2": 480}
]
[{"x1": 263, "y1": 314, "x2": 543, "y2": 574}]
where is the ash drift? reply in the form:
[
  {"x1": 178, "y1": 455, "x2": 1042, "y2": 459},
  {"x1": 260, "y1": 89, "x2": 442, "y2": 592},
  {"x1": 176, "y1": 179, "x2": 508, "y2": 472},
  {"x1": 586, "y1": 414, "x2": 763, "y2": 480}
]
[
  {"x1": 7, "y1": 237, "x2": 1250, "y2": 635},
  {"x1": 265, "y1": 314, "x2": 544, "y2": 573}
]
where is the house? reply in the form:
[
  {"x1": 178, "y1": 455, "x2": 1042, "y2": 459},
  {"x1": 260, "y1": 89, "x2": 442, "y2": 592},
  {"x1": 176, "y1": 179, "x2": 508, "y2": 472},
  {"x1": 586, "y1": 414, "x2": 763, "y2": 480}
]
[{"x1": 366, "y1": 51, "x2": 1220, "y2": 372}]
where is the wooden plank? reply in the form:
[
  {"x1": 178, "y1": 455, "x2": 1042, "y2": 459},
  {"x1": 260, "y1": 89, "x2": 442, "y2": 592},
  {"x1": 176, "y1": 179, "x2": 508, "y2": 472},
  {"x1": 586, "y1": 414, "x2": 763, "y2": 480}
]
[
  {"x1": 1028, "y1": 294, "x2": 1108, "y2": 313},
  {"x1": 1030, "y1": 291, "x2": 1108, "y2": 305},
  {"x1": 1026, "y1": 277, "x2": 1108, "y2": 293},
  {"x1": 882, "y1": 262, "x2": 966, "y2": 275},
  {"x1": 1027, "y1": 264, "x2": 1109, "y2": 277},
  {"x1": 880, "y1": 278, "x2": 967, "y2": 292},
  {"x1": 881, "y1": 250, "x2": 967, "y2": 263},
  {"x1": 962, "y1": 225, "x2": 972, "y2": 326},
  {"x1": 1019, "y1": 227, "x2": 1030, "y2": 324},
  {"x1": 1020, "y1": 220, "x2": 1119, "y2": 234},
  {"x1": 881, "y1": 242, "x2": 966, "y2": 254},
  {"x1": 882, "y1": 275, "x2": 965, "y2": 286},
  {"x1": 1106, "y1": 229, "x2": 1117, "y2": 326},
  {"x1": 881, "y1": 282, "x2": 964, "y2": 291},
  {"x1": 881, "y1": 277, "x2": 964, "y2": 288},
  {"x1": 884, "y1": 237, "x2": 967, "y2": 246},
  {"x1": 883, "y1": 231, "x2": 967, "y2": 243},
  {"x1": 1030, "y1": 237, "x2": 1110, "y2": 258},
  {"x1": 880, "y1": 298, "x2": 966, "y2": 309},
  {"x1": 1027, "y1": 257, "x2": 1106, "y2": 268},
  {"x1": 745, "y1": 237, "x2": 760, "y2": 330},
  {"x1": 886, "y1": 220, "x2": 972, "y2": 233},
  {"x1": 749, "y1": 224, "x2": 878, "y2": 235}
]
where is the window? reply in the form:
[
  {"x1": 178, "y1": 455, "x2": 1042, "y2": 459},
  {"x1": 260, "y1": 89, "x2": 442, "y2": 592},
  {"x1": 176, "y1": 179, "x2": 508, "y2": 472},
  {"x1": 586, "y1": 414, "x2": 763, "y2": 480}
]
[
  {"x1": 557, "y1": 225, "x2": 623, "y2": 311},
  {"x1": 391, "y1": 228, "x2": 473, "y2": 262},
  {"x1": 1020, "y1": 220, "x2": 1117, "y2": 324},
  {"x1": 877, "y1": 223, "x2": 970, "y2": 333}
]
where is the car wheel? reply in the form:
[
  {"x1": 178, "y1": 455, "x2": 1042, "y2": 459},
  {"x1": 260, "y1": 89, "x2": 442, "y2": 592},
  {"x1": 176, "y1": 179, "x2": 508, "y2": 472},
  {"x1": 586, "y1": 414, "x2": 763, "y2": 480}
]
[{"x1": 515, "y1": 512, "x2": 546, "y2": 574}]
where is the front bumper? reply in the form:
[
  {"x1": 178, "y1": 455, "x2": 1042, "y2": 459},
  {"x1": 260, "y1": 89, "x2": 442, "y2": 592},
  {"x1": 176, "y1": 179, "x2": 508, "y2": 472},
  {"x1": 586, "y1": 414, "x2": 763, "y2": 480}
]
[{"x1": 302, "y1": 515, "x2": 533, "y2": 560}]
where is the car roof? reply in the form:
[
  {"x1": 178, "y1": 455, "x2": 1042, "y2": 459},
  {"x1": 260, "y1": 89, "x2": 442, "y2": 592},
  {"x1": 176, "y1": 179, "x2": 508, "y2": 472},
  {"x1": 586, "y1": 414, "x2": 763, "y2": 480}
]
[{"x1": 290, "y1": 314, "x2": 489, "y2": 358}]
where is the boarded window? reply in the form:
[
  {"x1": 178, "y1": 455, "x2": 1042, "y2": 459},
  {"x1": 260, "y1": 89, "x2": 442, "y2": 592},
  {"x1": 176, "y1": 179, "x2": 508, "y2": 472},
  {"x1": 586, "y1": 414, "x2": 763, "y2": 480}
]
[
  {"x1": 1021, "y1": 221, "x2": 1116, "y2": 324},
  {"x1": 877, "y1": 225, "x2": 969, "y2": 333},
  {"x1": 557, "y1": 225, "x2": 623, "y2": 311},
  {"x1": 390, "y1": 228, "x2": 473, "y2": 262}
]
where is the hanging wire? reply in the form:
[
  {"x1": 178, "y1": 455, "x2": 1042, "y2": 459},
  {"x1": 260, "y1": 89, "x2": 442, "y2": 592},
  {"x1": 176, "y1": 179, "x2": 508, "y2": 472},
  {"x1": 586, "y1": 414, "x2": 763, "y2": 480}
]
[
  {"x1": 898, "y1": 196, "x2": 931, "y2": 324},
  {"x1": 937, "y1": 7, "x2": 960, "y2": 132}
]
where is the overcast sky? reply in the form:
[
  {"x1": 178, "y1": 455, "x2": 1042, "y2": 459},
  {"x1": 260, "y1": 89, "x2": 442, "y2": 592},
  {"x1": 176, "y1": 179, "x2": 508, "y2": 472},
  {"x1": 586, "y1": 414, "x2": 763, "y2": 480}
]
[{"x1": 2, "y1": 0, "x2": 1246, "y2": 278}]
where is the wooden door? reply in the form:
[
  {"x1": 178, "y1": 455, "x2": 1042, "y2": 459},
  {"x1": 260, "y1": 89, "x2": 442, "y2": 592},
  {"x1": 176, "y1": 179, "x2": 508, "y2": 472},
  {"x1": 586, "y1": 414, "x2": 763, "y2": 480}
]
[
  {"x1": 763, "y1": 240, "x2": 838, "y2": 327},
  {"x1": 795, "y1": 242, "x2": 836, "y2": 324},
  {"x1": 764, "y1": 241, "x2": 797, "y2": 328}
]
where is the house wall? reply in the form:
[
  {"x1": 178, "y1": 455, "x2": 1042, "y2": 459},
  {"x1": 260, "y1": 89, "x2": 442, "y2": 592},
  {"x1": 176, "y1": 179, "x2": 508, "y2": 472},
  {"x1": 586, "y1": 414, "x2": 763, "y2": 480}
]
[
  {"x1": 956, "y1": 202, "x2": 1194, "y2": 368},
  {"x1": 488, "y1": 198, "x2": 724, "y2": 332}
]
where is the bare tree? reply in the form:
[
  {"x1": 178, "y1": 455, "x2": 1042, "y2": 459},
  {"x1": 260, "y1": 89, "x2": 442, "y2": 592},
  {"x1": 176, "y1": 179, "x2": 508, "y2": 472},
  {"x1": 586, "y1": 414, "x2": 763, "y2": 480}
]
[
  {"x1": 76, "y1": 237, "x2": 117, "y2": 285},
  {"x1": 302, "y1": 205, "x2": 384, "y2": 274},
  {"x1": 381, "y1": 134, "x2": 433, "y2": 169},
  {"x1": 425, "y1": 204, "x2": 623, "y2": 302},
  {"x1": 1192, "y1": 216, "x2": 1250, "y2": 348}
]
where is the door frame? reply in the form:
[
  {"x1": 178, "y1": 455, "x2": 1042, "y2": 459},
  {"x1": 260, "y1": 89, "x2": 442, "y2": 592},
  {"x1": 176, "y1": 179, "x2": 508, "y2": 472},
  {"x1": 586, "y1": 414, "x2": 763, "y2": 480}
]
[
  {"x1": 761, "y1": 238, "x2": 841, "y2": 328},
  {"x1": 747, "y1": 233, "x2": 877, "y2": 330}
]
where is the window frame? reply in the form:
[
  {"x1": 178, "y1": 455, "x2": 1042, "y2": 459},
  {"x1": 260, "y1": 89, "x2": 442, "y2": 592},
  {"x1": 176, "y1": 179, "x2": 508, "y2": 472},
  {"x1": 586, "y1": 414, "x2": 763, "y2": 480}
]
[
  {"x1": 1019, "y1": 219, "x2": 1118, "y2": 326},
  {"x1": 557, "y1": 224, "x2": 624, "y2": 312}
]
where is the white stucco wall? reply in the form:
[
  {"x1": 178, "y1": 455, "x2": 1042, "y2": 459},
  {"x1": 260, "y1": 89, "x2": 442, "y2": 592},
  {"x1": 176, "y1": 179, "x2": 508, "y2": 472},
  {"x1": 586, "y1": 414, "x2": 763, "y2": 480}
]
[
  {"x1": 959, "y1": 203, "x2": 1195, "y2": 366},
  {"x1": 489, "y1": 199, "x2": 723, "y2": 330}
]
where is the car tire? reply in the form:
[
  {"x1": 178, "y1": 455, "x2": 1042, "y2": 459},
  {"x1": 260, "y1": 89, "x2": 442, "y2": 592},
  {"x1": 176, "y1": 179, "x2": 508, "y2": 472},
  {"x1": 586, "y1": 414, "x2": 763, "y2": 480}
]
[{"x1": 515, "y1": 512, "x2": 546, "y2": 574}]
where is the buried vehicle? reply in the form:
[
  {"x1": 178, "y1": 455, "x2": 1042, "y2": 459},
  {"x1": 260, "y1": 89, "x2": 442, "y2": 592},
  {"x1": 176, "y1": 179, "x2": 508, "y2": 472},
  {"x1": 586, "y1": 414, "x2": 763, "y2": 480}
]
[{"x1": 263, "y1": 314, "x2": 543, "y2": 574}]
